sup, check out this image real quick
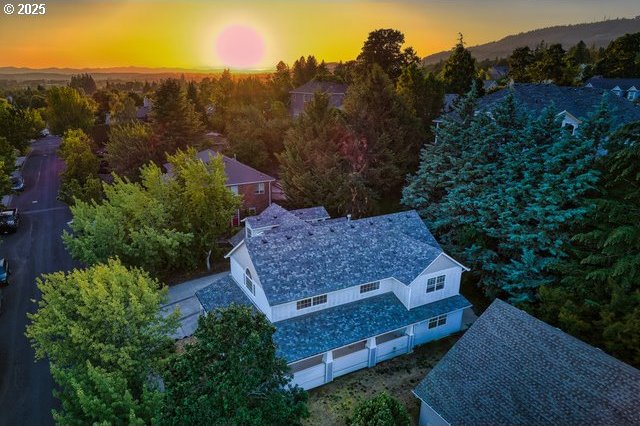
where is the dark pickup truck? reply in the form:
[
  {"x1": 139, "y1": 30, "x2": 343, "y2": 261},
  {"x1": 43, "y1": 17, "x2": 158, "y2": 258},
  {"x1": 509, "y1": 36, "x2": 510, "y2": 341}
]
[{"x1": 0, "y1": 208, "x2": 19, "y2": 233}]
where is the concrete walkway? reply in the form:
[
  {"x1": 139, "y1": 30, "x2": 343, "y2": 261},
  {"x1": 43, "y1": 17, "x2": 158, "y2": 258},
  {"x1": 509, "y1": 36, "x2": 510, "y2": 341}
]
[{"x1": 161, "y1": 271, "x2": 228, "y2": 339}]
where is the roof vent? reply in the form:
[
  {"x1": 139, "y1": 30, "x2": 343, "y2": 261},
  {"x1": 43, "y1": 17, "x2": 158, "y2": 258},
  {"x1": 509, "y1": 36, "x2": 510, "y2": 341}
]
[
  {"x1": 307, "y1": 230, "x2": 313, "y2": 236},
  {"x1": 285, "y1": 235, "x2": 292, "y2": 240},
  {"x1": 261, "y1": 239, "x2": 268, "y2": 244},
  {"x1": 347, "y1": 214, "x2": 352, "y2": 222},
  {"x1": 329, "y1": 227, "x2": 335, "y2": 232},
  {"x1": 369, "y1": 220, "x2": 374, "y2": 225},
  {"x1": 350, "y1": 224, "x2": 355, "y2": 229}
]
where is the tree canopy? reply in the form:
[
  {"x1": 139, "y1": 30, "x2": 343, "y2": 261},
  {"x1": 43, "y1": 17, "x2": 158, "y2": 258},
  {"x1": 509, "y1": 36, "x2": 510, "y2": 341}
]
[
  {"x1": 349, "y1": 392, "x2": 410, "y2": 426},
  {"x1": 357, "y1": 29, "x2": 419, "y2": 81},
  {"x1": 440, "y1": 35, "x2": 483, "y2": 95},
  {"x1": 161, "y1": 305, "x2": 308, "y2": 426},
  {"x1": 45, "y1": 86, "x2": 96, "y2": 135},
  {"x1": 57, "y1": 129, "x2": 103, "y2": 204},
  {"x1": 595, "y1": 32, "x2": 640, "y2": 78}
]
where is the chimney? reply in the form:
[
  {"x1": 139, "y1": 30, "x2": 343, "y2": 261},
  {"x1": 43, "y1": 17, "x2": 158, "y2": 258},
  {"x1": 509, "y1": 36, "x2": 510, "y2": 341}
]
[{"x1": 347, "y1": 214, "x2": 352, "y2": 222}]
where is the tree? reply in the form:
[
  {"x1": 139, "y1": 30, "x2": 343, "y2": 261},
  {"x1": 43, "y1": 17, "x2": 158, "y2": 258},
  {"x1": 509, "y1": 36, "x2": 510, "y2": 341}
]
[
  {"x1": 440, "y1": 34, "x2": 483, "y2": 95},
  {"x1": 161, "y1": 305, "x2": 308, "y2": 426},
  {"x1": 45, "y1": 86, "x2": 96, "y2": 135},
  {"x1": 539, "y1": 122, "x2": 640, "y2": 367},
  {"x1": 508, "y1": 46, "x2": 535, "y2": 82},
  {"x1": 58, "y1": 129, "x2": 103, "y2": 204},
  {"x1": 349, "y1": 392, "x2": 410, "y2": 426},
  {"x1": 143, "y1": 149, "x2": 241, "y2": 270},
  {"x1": 105, "y1": 121, "x2": 154, "y2": 180},
  {"x1": 26, "y1": 259, "x2": 178, "y2": 425},
  {"x1": 357, "y1": 29, "x2": 418, "y2": 81},
  {"x1": 403, "y1": 91, "x2": 610, "y2": 302},
  {"x1": 595, "y1": 32, "x2": 640, "y2": 78},
  {"x1": 396, "y1": 64, "x2": 444, "y2": 136},
  {"x1": 0, "y1": 98, "x2": 45, "y2": 153},
  {"x1": 150, "y1": 79, "x2": 204, "y2": 158},
  {"x1": 0, "y1": 137, "x2": 15, "y2": 197},
  {"x1": 279, "y1": 93, "x2": 379, "y2": 217},
  {"x1": 63, "y1": 175, "x2": 193, "y2": 275},
  {"x1": 270, "y1": 61, "x2": 293, "y2": 104},
  {"x1": 69, "y1": 73, "x2": 97, "y2": 95}
]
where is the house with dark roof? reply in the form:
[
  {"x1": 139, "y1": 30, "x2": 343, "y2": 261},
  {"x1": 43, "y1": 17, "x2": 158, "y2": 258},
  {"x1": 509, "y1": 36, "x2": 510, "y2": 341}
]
[
  {"x1": 196, "y1": 204, "x2": 472, "y2": 390},
  {"x1": 455, "y1": 83, "x2": 640, "y2": 135},
  {"x1": 290, "y1": 80, "x2": 348, "y2": 117},
  {"x1": 586, "y1": 76, "x2": 640, "y2": 102},
  {"x1": 163, "y1": 149, "x2": 276, "y2": 225},
  {"x1": 413, "y1": 299, "x2": 640, "y2": 426}
]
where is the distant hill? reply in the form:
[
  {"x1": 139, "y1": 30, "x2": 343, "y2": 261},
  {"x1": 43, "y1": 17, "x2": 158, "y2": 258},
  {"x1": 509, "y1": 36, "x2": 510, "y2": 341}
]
[{"x1": 423, "y1": 16, "x2": 640, "y2": 65}]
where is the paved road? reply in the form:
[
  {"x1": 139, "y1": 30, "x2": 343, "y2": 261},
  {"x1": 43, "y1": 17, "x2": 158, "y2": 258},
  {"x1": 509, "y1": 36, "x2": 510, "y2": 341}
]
[{"x1": 0, "y1": 136, "x2": 78, "y2": 426}]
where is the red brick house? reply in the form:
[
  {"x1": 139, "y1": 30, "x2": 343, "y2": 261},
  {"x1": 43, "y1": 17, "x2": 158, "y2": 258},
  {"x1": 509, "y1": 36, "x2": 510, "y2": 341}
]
[{"x1": 164, "y1": 149, "x2": 276, "y2": 226}]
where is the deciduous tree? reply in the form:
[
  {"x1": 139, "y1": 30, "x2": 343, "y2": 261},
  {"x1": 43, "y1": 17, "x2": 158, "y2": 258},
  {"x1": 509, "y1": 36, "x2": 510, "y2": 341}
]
[
  {"x1": 349, "y1": 392, "x2": 410, "y2": 426},
  {"x1": 45, "y1": 86, "x2": 96, "y2": 135},
  {"x1": 357, "y1": 29, "x2": 419, "y2": 81}
]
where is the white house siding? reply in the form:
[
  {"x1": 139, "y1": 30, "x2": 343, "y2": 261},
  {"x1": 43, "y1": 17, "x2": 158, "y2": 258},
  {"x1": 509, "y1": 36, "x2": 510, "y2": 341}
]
[
  {"x1": 271, "y1": 278, "x2": 398, "y2": 322},
  {"x1": 333, "y1": 348, "x2": 369, "y2": 378},
  {"x1": 414, "y1": 310, "x2": 464, "y2": 346},
  {"x1": 418, "y1": 401, "x2": 451, "y2": 426},
  {"x1": 410, "y1": 264, "x2": 462, "y2": 309},
  {"x1": 376, "y1": 334, "x2": 409, "y2": 362},
  {"x1": 229, "y1": 247, "x2": 272, "y2": 320},
  {"x1": 291, "y1": 362, "x2": 326, "y2": 390}
]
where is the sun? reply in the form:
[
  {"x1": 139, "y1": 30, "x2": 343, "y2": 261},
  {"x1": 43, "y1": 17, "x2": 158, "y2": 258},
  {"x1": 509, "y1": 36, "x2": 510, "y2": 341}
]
[{"x1": 215, "y1": 24, "x2": 265, "y2": 69}]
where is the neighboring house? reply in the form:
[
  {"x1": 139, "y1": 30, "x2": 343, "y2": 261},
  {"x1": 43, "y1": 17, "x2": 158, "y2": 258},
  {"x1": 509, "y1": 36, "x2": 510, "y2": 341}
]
[
  {"x1": 136, "y1": 96, "x2": 152, "y2": 121},
  {"x1": 163, "y1": 149, "x2": 276, "y2": 225},
  {"x1": 487, "y1": 65, "x2": 509, "y2": 81},
  {"x1": 413, "y1": 299, "x2": 640, "y2": 426},
  {"x1": 196, "y1": 204, "x2": 472, "y2": 390},
  {"x1": 442, "y1": 83, "x2": 640, "y2": 135},
  {"x1": 290, "y1": 81, "x2": 348, "y2": 117},
  {"x1": 586, "y1": 76, "x2": 640, "y2": 102}
]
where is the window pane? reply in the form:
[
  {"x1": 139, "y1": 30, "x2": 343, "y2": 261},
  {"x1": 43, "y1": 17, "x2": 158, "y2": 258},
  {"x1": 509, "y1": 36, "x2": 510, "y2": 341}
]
[
  {"x1": 360, "y1": 281, "x2": 380, "y2": 293},
  {"x1": 312, "y1": 294, "x2": 327, "y2": 305},
  {"x1": 438, "y1": 315, "x2": 447, "y2": 326},
  {"x1": 296, "y1": 298, "x2": 312, "y2": 310}
]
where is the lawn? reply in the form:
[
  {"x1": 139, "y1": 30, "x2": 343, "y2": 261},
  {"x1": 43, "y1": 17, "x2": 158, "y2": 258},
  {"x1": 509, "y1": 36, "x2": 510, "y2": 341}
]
[{"x1": 304, "y1": 334, "x2": 460, "y2": 426}]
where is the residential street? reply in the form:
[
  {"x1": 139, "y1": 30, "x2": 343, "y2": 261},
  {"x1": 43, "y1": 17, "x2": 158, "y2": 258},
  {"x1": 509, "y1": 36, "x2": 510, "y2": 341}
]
[{"x1": 0, "y1": 136, "x2": 78, "y2": 426}]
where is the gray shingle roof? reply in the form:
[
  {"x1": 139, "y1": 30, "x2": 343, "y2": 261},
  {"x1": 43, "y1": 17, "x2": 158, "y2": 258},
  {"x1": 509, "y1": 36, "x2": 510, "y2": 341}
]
[
  {"x1": 164, "y1": 149, "x2": 275, "y2": 186},
  {"x1": 196, "y1": 275, "x2": 470, "y2": 363},
  {"x1": 274, "y1": 293, "x2": 470, "y2": 362},
  {"x1": 476, "y1": 83, "x2": 640, "y2": 129},
  {"x1": 414, "y1": 299, "x2": 640, "y2": 426},
  {"x1": 245, "y1": 204, "x2": 326, "y2": 229},
  {"x1": 586, "y1": 77, "x2": 640, "y2": 91},
  {"x1": 290, "y1": 81, "x2": 348, "y2": 95},
  {"x1": 244, "y1": 209, "x2": 444, "y2": 305}
]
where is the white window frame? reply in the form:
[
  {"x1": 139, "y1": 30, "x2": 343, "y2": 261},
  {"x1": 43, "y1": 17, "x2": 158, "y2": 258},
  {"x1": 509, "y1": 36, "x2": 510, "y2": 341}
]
[
  {"x1": 244, "y1": 269, "x2": 255, "y2": 295},
  {"x1": 428, "y1": 314, "x2": 447, "y2": 329},
  {"x1": 229, "y1": 185, "x2": 239, "y2": 195},
  {"x1": 255, "y1": 182, "x2": 265, "y2": 194},
  {"x1": 426, "y1": 275, "x2": 445, "y2": 293},
  {"x1": 296, "y1": 294, "x2": 327, "y2": 310},
  {"x1": 360, "y1": 281, "x2": 380, "y2": 294}
]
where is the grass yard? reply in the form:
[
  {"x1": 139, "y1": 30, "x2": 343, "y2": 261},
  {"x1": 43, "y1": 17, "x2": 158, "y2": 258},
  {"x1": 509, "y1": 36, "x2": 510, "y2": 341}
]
[{"x1": 304, "y1": 334, "x2": 461, "y2": 426}]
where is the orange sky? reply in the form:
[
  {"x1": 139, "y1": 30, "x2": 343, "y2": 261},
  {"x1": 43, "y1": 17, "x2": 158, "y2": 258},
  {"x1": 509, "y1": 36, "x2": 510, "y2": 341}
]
[{"x1": 0, "y1": 0, "x2": 638, "y2": 70}]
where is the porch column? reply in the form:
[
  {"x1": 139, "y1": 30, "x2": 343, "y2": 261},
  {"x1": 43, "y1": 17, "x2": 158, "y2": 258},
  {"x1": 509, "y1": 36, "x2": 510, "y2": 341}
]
[
  {"x1": 323, "y1": 351, "x2": 334, "y2": 383},
  {"x1": 366, "y1": 337, "x2": 377, "y2": 368},
  {"x1": 406, "y1": 324, "x2": 415, "y2": 353}
]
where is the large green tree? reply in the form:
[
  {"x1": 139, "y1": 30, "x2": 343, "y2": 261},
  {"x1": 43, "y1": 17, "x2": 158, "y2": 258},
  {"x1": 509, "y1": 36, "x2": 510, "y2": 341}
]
[
  {"x1": 595, "y1": 32, "x2": 640, "y2": 78},
  {"x1": 0, "y1": 98, "x2": 45, "y2": 153},
  {"x1": 349, "y1": 392, "x2": 410, "y2": 426},
  {"x1": 105, "y1": 121, "x2": 154, "y2": 180},
  {"x1": 440, "y1": 34, "x2": 482, "y2": 95},
  {"x1": 161, "y1": 305, "x2": 308, "y2": 426},
  {"x1": 396, "y1": 63, "x2": 444, "y2": 137},
  {"x1": 539, "y1": 122, "x2": 640, "y2": 367},
  {"x1": 45, "y1": 86, "x2": 96, "y2": 135},
  {"x1": 58, "y1": 129, "x2": 103, "y2": 204},
  {"x1": 26, "y1": 259, "x2": 178, "y2": 425},
  {"x1": 357, "y1": 29, "x2": 419, "y2": 81},
  {"x1": 69, "y1": 73, "x2": 98, "y2": 95}
]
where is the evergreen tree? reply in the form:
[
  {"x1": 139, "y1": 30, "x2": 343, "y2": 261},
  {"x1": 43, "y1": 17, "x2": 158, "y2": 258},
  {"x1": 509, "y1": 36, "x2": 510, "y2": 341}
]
[
  {"x1": 595, "y1": 32, "x2": 640, "y2": 78},
  {"x1": 539, "y1": 122, "x2": 640, "y2": 366},
  {"x1": 396, "y1": 64, "x2": 444, "y2": 137},
  {"x1": 440, "y1": 34, "x2": 483, "y2": 95},
  {"x1": 357, "y1": 28, "x2": 419, "y2": 81},
  {"x1": 508, "y1": 46, "x2": 535, "y2": 82},
  {"x1": 69, "y1": 73, "x2": 98, "y2": 95}
]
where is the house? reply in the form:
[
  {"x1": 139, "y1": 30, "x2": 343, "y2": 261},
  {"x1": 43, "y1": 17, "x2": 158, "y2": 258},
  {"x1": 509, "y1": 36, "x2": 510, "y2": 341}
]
[
  {"x1": 456, "y1": 83, "x2": 640, "y2": 135},
  {"x1": 487, "y1": 65, "x2": 509, "y2": 81},
  {"x1": 136, "y1": 96, "x2": 152, "y2": 121},
  {"x1": 290, "y1": 81, "x2": 348, "y2": 117},
  {"x1": 586, "y1": 76, "x2": 640, "y2": 102},
  {"x1": 413, "y1": 299, "x2": 640, "y2": 426},
  {"x1": 163, "y1": 149, "x2": 275, "y2": 225},
  {"x1": 196, "y1": 204, "x2": 472, "y2": 390}
]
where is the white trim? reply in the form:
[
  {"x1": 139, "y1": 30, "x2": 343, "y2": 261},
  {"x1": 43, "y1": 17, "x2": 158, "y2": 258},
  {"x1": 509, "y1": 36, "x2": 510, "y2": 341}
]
[
  {"x1": 225, "y1": 239, "x2": 246, "y2": 258},
  {"x1": 417, "y1": 252, "x2": 470, "y2": 276},
  {"x1": 410, "y1": 395, "x2": 451, "y2": 426},
  {"x1": 227, "y1": 178, "x2": 276, "y2": 187}
]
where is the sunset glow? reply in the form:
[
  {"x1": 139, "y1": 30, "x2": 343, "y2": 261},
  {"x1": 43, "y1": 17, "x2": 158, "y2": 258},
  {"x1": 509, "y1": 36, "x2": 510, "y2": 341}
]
[{"x1": 216, "y1": 25, "x2": 265, "y2": 69}]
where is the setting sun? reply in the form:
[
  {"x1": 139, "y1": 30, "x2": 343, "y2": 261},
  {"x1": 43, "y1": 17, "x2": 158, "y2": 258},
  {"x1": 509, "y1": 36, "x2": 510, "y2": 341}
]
[{"x1": 216, "y1": 25, "x2": 265, "y2": 69}]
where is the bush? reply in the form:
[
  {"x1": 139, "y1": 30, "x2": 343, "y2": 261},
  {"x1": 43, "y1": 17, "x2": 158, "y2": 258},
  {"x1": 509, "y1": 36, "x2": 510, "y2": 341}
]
[{"x1": 349, "y1": 392, "x2": 411, "y2": 426}]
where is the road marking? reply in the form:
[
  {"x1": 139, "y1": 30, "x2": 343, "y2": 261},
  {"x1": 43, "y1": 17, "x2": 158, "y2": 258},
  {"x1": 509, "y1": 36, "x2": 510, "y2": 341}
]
[
  {"x1": 31, "y1": 200, "x2": 38, "y2": 204},
  {"x1": 22, "y1": 206, "x2": 68, "y2": 215}
]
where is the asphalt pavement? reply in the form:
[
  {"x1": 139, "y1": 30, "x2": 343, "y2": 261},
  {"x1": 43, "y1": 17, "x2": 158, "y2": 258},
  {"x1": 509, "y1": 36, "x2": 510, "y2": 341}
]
[{"x1": 0, "y1": 136, "x2": 78, "y2": 426}]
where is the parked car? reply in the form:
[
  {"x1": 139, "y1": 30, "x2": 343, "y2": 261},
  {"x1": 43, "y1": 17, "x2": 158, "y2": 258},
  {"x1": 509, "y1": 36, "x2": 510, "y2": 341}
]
[
  {"x1": 0, "y1": 288, "x2": 3, "y2": 315},
  {"x1": 0, "y1": 258, "x2": 8, "y2": 286},
  {"x1": 11, "y1": 175, "x2": 24, "y2": 192},
  {"x1": 0, "y1": 208, "x2": 19, "y2": 233}
]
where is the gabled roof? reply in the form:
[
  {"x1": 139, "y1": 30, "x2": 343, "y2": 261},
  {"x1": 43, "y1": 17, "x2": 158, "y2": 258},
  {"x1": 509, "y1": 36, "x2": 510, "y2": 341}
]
[
  {"x1": 245, "y1": 208, "x2": 445, "y2": 305},
  {"x1": 245, "y1": 204, "x2": 329, "y2": 229},
  {"x1": 475, "y1": 83, "x2": 640, "y2": 130},
  {"x1": 290, "y1": 80, "x2": 348, "y2": 95},
  {"x1": 163, "y1": 149, "x2": 275, "y2": 186},
  {"x1": 586, "y1": 76, "x2": 640, "y2": 91},
  {"x1": 414, "y1": 299, "x2": 640, "y2": 426}
]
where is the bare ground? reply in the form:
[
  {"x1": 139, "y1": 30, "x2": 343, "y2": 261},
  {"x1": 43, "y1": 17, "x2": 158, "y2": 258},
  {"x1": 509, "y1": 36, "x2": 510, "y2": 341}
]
[{"x1": 304, "y1": 334, "x2": 461, "y2": 426}]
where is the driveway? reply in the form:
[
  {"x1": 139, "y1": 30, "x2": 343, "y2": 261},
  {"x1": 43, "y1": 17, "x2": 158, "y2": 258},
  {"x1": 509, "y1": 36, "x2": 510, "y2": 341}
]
[
  {"x1": 0, "y1": 136, "x2": 79, "y2": 426},
  {"x1": 161, "y1": 271, "x2": 228, "y2": 339}
]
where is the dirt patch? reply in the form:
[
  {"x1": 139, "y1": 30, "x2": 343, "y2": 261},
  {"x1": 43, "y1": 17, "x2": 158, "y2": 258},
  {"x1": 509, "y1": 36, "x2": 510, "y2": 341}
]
[{"x1": 305, "y1": 335, "x2": 460, "y2": 426}]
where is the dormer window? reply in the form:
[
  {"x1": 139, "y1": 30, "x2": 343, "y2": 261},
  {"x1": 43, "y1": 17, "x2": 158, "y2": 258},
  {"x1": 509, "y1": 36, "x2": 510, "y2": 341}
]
[
  {"x1": 296, "y1": 294, "x2": 327, "y2": 310},
  {"x1": 360, "y1": 281, "x2": 380, "y2": 293},
  {"x1": 426, "y1": 275, "x2": 445, "y2": 293},
  {"x1": 244, "y1": 269, "x2": 255, "y2": 295}
]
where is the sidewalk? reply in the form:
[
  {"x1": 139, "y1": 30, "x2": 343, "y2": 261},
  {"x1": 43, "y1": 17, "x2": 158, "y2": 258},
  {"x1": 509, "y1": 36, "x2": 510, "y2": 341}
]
[{"x1": 161, "y1": 271, "x2": 228, "y2": 339}]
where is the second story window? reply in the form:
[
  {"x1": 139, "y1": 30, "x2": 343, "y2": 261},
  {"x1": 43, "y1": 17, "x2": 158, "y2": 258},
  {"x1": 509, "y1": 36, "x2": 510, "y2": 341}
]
[
  {"x1": 360, "y1": 281, "x2": 380, "y2": 293},
  {"x1": 426, "y1": 275, "x2": 445, "y2": 293},
  {"x1": 229, "y1": 185, "x2": 239, "y2": 195},
  {"x1": 255, "y1": 182, "x2": 265, "y2": 194},
  {"x1": 244, "y1": 269, "x2": 255, "y2": 295},
  {"x1": 296, "y1": 294, "x2": 327, "y2": 310}
]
